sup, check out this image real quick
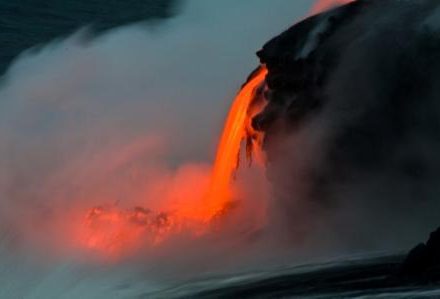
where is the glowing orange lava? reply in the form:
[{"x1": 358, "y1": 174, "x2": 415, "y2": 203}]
[
  {"x1": 80, "y1": 206, "x2": 174, "y2": 255},
  {"x1": 205, "y1": 66, "x2": 268, "y2": 216},
  {"x1": 311, "y1": 0, "x2": 355, "y2": 14},
  {"x1": 78, "y1": 66, "x2": 268, "y2": 257}
]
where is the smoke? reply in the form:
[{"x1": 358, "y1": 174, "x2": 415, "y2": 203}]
[
  {"x1": 0, "y1": 0, "x2": 318, "y2": 297},
  {"x1": 8, "y1": 0, "x2": 440, "y2": 296},
  {"x1": 257, "y1": 0, "x2": 440, "y2": 254}
]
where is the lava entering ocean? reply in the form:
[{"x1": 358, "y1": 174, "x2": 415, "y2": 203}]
[
  {"x1": 76, "y1": 66, "x2": 268, "y2": 257},
  {"x1": 63, "y1": 0, "x2": 354, "y2": 259}
]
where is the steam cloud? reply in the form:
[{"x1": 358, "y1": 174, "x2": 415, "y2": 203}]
[
  {"x1": 4, "y1": 0, "x2": 438, "y2": 297},
  {"x1": 0, "y1": 0, "x2": 315, "y2": 298}
]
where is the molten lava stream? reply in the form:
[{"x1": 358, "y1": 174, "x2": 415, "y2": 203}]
[
  {"x1": 76, "y1": 0, "x2": 358, "y2": 258},
  {"x1": 78, "y1": 66, "x2": 268, "y2": 257},
  {"x1": 205, "y1": 66, "x2": 268, "y2": 217}
]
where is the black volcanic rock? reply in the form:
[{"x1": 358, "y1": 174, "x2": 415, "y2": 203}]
[
  {"x1": 255, "y1": 0, "x2": 365, "y2": 132},
  {"x1": 401, "y1": 227, "x2": 440, "y2": 281},
  {"x1": 252, "y1": 0, "x2": 440, "y2": 246}
]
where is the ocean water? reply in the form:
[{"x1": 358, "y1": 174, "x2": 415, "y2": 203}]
[
  {"x1": 0, "y1": 0, "x2": 177, "y2": 75},
  {"x1": 148, "y1": 254, "x2": 440, "y2": 298}
]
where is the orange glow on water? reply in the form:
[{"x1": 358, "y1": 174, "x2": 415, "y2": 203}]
[
  {"x1": 79, "y1": 206, "x2": 174, "y2": 255},
  {"x1": 77, "y1": 66, "x2": 268, "y2": 257}
]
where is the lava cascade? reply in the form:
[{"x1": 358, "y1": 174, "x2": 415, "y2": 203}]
[
  {"x1": 206, "y1": 66, "x2": 268, "y2": 216},
  {"x1": 77, "y1": 66, "x2": 268, "y2": 257},
  {"x1": 75, "y1": 0, "x2": 350, "y2": 258}
]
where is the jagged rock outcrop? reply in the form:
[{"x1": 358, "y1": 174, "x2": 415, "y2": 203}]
[
  {"x1": 251, "y1": 0, "x2": 440, "y2": 246},
  {"x1": 401, "y1": 227, "x2": 440, "y2": 281},
  {"x1": 253, "y1": 0, "x2": 365, "y2": 134}
]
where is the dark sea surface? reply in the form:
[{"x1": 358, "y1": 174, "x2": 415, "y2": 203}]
[
  {"x1": 0, "y1": 0, "x2": 177, "y2": 75},
  {"x1": 149, "y1": 254, "x2": 440, "y2": 298}
]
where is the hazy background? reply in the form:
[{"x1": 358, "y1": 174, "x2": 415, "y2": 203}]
[{"x1": 0, "y1": 1, "x2": 317, "y2": 298}]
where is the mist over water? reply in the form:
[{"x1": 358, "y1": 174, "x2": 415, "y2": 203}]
[
  {"x1": 3, "y1": 0, "x2": 440, "y2": 297},
  {"x1": 0, "y1": 1, "x2": 315, "y2": 298}
]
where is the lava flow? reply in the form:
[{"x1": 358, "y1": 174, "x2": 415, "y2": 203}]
[
  {"x1": 75, "y1": 0, "x2": 343, "y2": 258},
  {"x1": 77, "y1": 66, "x2": 268, "y2": 257},
  {"x1": 205, "y1": 66, "x2": 268, "y2": 216}
]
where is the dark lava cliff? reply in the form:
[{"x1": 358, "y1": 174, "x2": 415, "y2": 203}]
[{"x1": 253, "y1": 0, "x2": 440, "y2": 250}]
